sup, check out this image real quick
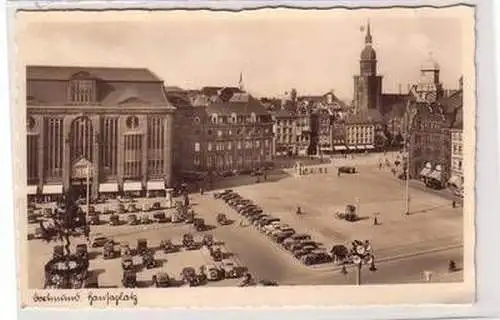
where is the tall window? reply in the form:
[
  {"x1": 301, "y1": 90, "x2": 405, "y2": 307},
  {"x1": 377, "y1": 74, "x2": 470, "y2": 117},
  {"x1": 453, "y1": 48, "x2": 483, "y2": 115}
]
[
  {"x1": 44, "y1": 118, "x2": 64, "y2": 179},
  {"x1": 27, "y1": 134, "x2": 38, "y2": 184},
  {"x1": 70, "y1": 116, "x2": 93, "y2": 162},
  {"x1": 147, "y1": 117, "x2": 165, "y2": 178},
  {"x1": 70, "y1": 79, "x2": 95, "y2": 104},
  {"x1": 124, "y1": 134, "x2": 142, "y2": 179},
  {"x1": 101, "y1": 117, "x2": 118, "y2": 177}
]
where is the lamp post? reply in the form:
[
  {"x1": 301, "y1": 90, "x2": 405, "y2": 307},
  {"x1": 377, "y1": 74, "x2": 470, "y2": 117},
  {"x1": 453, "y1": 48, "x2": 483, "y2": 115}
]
[
  {"x1": 403, "y1": 99, "x2": 416, "y2": 216},
  {"x1": 85, "y1": 163, "x2": 91, "y2": 223},
  {"x1": 348, "y1": 240, "x2": 376, "y2": 286}
]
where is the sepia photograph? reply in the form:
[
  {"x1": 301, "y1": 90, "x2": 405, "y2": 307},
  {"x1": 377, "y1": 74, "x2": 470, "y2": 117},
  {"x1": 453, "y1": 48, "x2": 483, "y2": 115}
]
[{"x1": 13, "y1": 4, "x2": 476, "y2": 308}]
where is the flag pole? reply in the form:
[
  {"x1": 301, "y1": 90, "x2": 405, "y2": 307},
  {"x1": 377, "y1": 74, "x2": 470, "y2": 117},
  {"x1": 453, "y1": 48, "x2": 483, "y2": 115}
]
[{"x1": 86, "y1": 163, "x2": 90, "y2": 222}]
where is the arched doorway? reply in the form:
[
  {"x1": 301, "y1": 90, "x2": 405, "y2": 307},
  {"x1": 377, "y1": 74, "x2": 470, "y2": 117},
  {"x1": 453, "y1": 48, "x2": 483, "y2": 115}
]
[{"x1": 69, "y1": 116, "x2": 94, "y2": 199}]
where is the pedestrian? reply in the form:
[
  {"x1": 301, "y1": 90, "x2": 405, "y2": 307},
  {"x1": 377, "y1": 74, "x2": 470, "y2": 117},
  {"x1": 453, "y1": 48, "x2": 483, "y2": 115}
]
[
  {"x1": 452, "y1": 200, "x2": 456, "y2": 208},
  {"x1": 341, "y1": 265, "x2": 347, "y2": 275},
  {"x1": 200, "y1": 187, "x2": 204, "y2": 196},
  {"x1": 373, "y1": 215, "x2": 378, "y2": 226},
  {"x1": 378, "y1": 162, "x2": 382, "y2": 170},
  {"x1": 448, "y1": 260, "x2": 456, "y2": 272}
]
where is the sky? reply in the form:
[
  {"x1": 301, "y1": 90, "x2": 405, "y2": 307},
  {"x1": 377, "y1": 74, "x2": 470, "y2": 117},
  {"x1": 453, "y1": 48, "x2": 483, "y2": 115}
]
[{"x1": 17, "y1": 8, "x2": 471, "y2": 101}]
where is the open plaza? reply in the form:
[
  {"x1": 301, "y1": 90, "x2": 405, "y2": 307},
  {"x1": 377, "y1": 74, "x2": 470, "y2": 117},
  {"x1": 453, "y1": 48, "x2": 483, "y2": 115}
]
[{"x1": 27, "y1": 155, "x2": 463, "y2": 288}]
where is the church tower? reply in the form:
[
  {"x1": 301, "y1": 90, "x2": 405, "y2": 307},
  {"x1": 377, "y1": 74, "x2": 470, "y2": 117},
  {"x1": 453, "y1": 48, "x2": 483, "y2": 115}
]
[
  {"x1": 353, "y1": 21, "x2": 383, "y2": 113},
  {"x1": 415, "y1": 53, "x2": 443, "y2": 103}
]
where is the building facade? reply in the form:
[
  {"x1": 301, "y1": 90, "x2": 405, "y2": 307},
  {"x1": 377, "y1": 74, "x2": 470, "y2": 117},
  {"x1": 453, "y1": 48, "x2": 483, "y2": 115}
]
[
  {"x1": 172, "y1": 88, "x2": 273, "y2": 182},
  {"x1": 26, "y1": 66, "x2": 175, "y2": 199},
  {"x1": 408, "y1": 101, "x2": 450, "y2": 187},
  {"x1": 272, "y1": 109, "x2": 300, "y2": 156},
  {"x1": 344, "y1": 109, "x2": 380, "y2": 152}
]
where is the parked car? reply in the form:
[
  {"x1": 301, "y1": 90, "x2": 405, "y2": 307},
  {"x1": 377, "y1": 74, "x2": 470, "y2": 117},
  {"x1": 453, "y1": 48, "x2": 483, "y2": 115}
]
[
  {"x1": 122, "y1": 271, "x2": 137, "y2": 288},
  {"x1": 90, "y1": 235, "x2": 108, "y2": 248},
  {"x1": 185, "y1": 211, "x2": 195, "y2": 224},
  {"x1": 117, "y1": 204, "x2": 126, "y2": 214},
  {"x1": 272, "y1": 230, "x2": 295, "y2": 244},
  {"x1": 181, "y1": 267, "x2": 199, "y2": 286},
  {"x1": 121, "y1": 255, "x2": 134, "y2": 271},
  {"x1": 210, "y1": 247, "x2": 223, "y2": 262},
  {"x1": 120, "y1": 242, "x2": 132, "y2": 256},
  {"x1": 75, "y1": 244, "x2": 88, "y2": 261},
  {"x1": 109, "y1": 214, "x2": 120, "y2": 226},
  {"x1": 201, "y1": 234, "x2": 214, "y2": 247},
  {"x1": 293, "y1": 245, "x2": 317, "y2": 258},
  {"x1": 152, "y1": 272, "x2": 171, "y2": 287},
  {"x1": 205, "y1": 264, "x2": 222, "y2": 281},
  {"x1": 142, "y1": 251, "x2": 157, "y2": 269},
  {"x1": 193, "y1": 218, "x2": 206, "y2": 231},
  {"x1": 182, "y1": 233, "x2": 197, "y2": 250},
  {"x1": 214, "y1": 189, "x2": 233, "y2": 199},
  {"x1": 160, "y1": 239, "x2": 179, "y2": 253},
  {"x1": 141, "y1": 215, "x2": 153, "y2": 225},
  {"x1": 127, "y1": 204, "x2": 138, "y2": 213},
  {"x1": 89, "y1": 213, "x2": 101, "y2": 226},
  {"x1": 103, "y1": 240, "x2": 117, "y2": 259},
  {"x1": 152, "y1": 212, "x2": 168, "y2": 223},
  {"x1": 216, "y1": 213, "x2": 230, "y2": 225},
  {"x1": 150, "y1": 202, "x2": 161, "y2": 211},
  {"x1": 127, "y1": 214, "x2": 139, "y2": 225},
  {"x1": 220, "y1": 259, "x2": 239, "y2": 278},
  {"x1": 171, "y1": 213, "x2": 184, "y2": 223},
  {"x1": 136, "y1": 238, "x2": 149, "y2": 256}
]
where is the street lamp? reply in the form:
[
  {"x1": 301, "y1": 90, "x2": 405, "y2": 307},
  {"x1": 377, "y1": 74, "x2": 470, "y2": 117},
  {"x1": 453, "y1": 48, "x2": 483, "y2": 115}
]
[{"x1": 348, "y1": 240, "x2": 376, "y2": 286}]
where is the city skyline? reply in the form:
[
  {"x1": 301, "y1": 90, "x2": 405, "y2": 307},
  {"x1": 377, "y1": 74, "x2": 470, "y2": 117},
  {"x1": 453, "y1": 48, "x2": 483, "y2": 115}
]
[{"x1": 18, "y1": 9, "x2": 463, "y2": 100}]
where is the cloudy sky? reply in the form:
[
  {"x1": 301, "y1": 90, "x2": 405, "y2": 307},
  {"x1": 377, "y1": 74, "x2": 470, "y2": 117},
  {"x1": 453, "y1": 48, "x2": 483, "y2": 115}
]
[{"x1": 17, "y1": 8, "x2": 472, "y2": 100}]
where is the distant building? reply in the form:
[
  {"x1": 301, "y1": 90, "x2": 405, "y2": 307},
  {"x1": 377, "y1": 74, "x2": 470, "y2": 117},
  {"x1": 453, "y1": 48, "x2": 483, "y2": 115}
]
[
  {"x1": 26, "y1": 66, "x2": 175, "y2": 200},
  {"x1": 271, "y1": 108, "x2": 299, "y2": 156},
  {"x1": 344, "y1": 109, "x2": 382, "y2": 152}
]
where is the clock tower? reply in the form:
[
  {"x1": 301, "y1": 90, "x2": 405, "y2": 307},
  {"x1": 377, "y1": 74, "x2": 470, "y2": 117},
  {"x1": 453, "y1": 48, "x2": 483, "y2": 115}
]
[{"x1": 415, "y1": 53, "x2": 443, "y2": 103}]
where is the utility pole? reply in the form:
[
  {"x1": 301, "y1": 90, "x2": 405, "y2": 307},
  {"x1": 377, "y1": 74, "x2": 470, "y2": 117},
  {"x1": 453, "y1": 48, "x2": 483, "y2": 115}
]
[{"x1": 403, "y1": 100, "x2": 413, "y2": 216}]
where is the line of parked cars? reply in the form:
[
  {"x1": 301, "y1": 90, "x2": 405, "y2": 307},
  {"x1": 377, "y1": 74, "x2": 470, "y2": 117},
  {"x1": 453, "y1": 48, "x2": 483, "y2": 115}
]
[{"x1": 215, "y1": 189, "x2": 332, "y2": 266}]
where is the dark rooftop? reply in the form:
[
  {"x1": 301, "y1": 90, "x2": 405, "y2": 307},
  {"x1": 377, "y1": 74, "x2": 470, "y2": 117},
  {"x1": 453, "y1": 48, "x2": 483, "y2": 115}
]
[{"x1": 27, "y1": 65, "x2": 162, "y2": 82}]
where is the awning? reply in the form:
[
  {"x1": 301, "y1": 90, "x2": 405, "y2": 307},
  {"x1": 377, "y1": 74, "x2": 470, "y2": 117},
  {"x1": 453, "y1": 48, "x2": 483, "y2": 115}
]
[
  {"x1": 123, "y1": 182, "x2": 143, "y2": 192},
  {"x1": 366, "y1": 145, "x2": 375, "y2": 149},
  {"x1": 419, "y1": 167, "x2": 432, "y2": 177},
  {"x1": 448, "y1": 175, "x2": 462, "y2": 188},
  {"x1": 334, "y1": 146, "x2": 347, "y2": 151},
  {"x1": 99, "y1": 183, "x2": 119, "y2": 193},
  {"x1": 357, "y1": 145, "x2": 366, "y2": 150},
  {"x1": 428, "y1": 170, "x2": 442, "y2": 181},
  {"x1": 42, "y1": 184, "x2": 63, "y2": 195},
  {"x1": 27, "y1": 185, "x2": 38, "y2": 195},
  {"x1": 147, "y1": 181, "x2": 165, "y2": 191},
  {"x1": 347, "y1": 146, "x2": 356, "y2": 150}
]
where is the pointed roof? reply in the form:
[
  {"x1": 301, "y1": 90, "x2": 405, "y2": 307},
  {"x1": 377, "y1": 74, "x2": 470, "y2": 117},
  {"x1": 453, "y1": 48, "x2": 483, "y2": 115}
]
[{"x1": 365, "y1": 20, "x2": 372, "y2": 45}]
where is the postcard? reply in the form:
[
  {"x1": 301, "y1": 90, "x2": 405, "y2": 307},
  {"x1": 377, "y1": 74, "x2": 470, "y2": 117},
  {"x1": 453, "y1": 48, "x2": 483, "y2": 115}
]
[{"x1": 12, "y1": 4, "x2": 475, "y2": 308}]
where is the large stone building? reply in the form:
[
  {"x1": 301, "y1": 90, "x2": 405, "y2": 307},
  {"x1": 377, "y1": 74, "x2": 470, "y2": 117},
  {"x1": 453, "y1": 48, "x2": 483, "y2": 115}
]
[
  {"x1": 170, "y1": 86, "x2": 273, "y2": 185},
  {"x1": 26, "y1": 66, "x2": 175, "y2": 200}
]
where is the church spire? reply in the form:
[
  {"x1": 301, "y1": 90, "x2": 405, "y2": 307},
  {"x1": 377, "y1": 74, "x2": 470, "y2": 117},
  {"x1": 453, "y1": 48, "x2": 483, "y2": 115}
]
[
  {"x1": 365, "y1": 20, "x2": 372, "y2": 45},
  {"x1": 238, "y1": 72, "x2": 244, "y2": 91}
]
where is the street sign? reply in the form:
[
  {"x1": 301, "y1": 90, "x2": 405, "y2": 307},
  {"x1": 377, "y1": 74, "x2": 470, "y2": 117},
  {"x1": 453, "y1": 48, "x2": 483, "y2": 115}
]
[{"x1": 72, "y1": 158, "x2": 93, "y2": 179}]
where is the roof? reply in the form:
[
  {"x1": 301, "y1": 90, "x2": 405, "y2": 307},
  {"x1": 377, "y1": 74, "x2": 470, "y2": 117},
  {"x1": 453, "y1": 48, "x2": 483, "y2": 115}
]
[
  {"x1": 28, "y1": 80, "x2": 171, "y2": 107},
  {"x1": 206, "y1": 95, "x2": 269, "y2": 116},
  {"x1": 200, "y1": 86, "x2": 243, "y2": 97},
  {"x1": 27, "y1": 66, "x2": 161, "y2": 82},
  {"x1": 345, "y1": 108, "x2": 383, "y2": 124},
  {"x1": 438, "y1": 90, "x2": 463, "y2": 129},
  {"x1": 272, "y1": 109, "x2": 295, "y2": 118},
  {"x1": 381, "y1": 93, "x2": 410, "y2": 116},
  {"x1": 164, "y1": 86, "x2": 185, "y2": 93},
  {"x1": 360, "y1": 45, "x2": 376, "y2": 60}
]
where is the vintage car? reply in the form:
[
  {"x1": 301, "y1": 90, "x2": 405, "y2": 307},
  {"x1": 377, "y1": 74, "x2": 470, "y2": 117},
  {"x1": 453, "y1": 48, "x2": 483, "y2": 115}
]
[
  {"x1": 127, "y1": 204, "x2": 138, "y2": 213},
  {"x1": 120, "y1": 242, "x2": 132, "y2": 256},
  {"x1": 103, "y1": 240, "x2": 116, "y2": 259},
  {"x1": 213, "y1": 189, "x2": 233, "y2": 199},
  {"x1": 293, "y1": 245, "x2": 317, "y2": 259},
  {"x1": 272, "y1": 230, "x2": 295, "y2": 244},
  {"x1": 183, "y1": 233, "x2": 198, "y2": 250},
  {"x1": 109, "y1": 214, "x2": 121, "y2": 226},
  {"x1": 300, "y1": 250, "x2": 332, "y2": 266},
  {"x1": 136, "y1": 239, "x2": 149, "y2": 256},
  {"x1": 205, "y1": 264, "x2": 222, "y2": 281},
  {"x1": 181, "y1": 267, "x2": 199, "y2": 287},
  {"x1": 141, "y1": 215, "x2": 153, "y2": 225},
  {"x1": 127, "y1": 214, "x2": 140, "y2": 225},
  {"x1": 210, "y1": 247, "x2": 223, "y2": 262},
  {"x1": 152, "y1": 212, "x2": 168, "y2": 223},
  {"x1": 338, "y1": 166, "x2": 357, "y2": 174},
  {"x1": 216, "y1": 213, "x2": 230, "y2": 225},
  {"x1": 150, "y1": 202, "x2": 162, "y2": 211},
  {"x1": 142, "y1": 251, "x2": 157, "y2": 269},
  {"x1": 201, "y1": 234, "x2": 214, "y2": 247},
  {"x1": 160, "y1": 239, "x2": 179, "y2": 253},
  {"x1": 152, "y1": 272, "x2": 171, "y2": 288},
  {"x1": 75, "y1": 244, "x2": 89, "y2": 261},
  {"x1": 117, "y1": 203, "x2": 126, "y2": 214},
  {"x1": 121, "y1": 255, "x2": 134, "y2": 271},
  {"x1": 220, "y1": 259, "x2": 239, "y2": 278},
  {"x1": 335, "y1": 204, "x2": 358, "y2": 222},
  {"x1": 122, "y1": 271, "x2": 137, "y2": 288},
  {"x1": 193, "y1": 218, "x2": 206, "y2": 232},
  {"x1": 88, "y1": 213, "x2": 101, "y2": 226},
  {"x1": 53, "y1": 245, "x2": 64, "y2": 259},
  {"x1": 171, "y1": 213, "x2": 184, "y2": 223},
  {"x1": 90, "y1": 234, "x2": 108, "y2": 248}
]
